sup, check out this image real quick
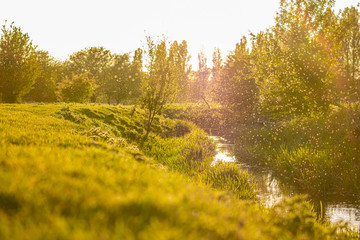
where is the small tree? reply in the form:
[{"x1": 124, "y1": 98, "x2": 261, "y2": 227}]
[
  {"x1": 0, "y1": 22, "x2": 40, "y2": 103},
  {"x1": 141, "y1": 36, "x2": 178, "y2": 137}
]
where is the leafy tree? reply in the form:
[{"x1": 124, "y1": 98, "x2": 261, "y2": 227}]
[
  {"x1": 0, "y1": 22, "x2": 40, "y2": 103},
  {"x1": 337, "y1": 6, "x2": 360, "y2": 100},
  {"x1": 218, "y1": 37, "x2": 257, "y2": 121},
  {"x1": 102, "y1": 53, "x2": 130, "y2": 104},
  {"x1": 210, "y1": 47, "x2": 223, "y2": 102},
  {"x1": 172, "y1": 40, "x2": 191, "y2": 102},
  {"x1": 59, "y1": 73, "x2": 95, "y2": 103},
  {"x1": 128, "y1": 48, "x2": 144, "y2": 102},
  {"x1": 25, "y1": 51, "x2": 58, "y2": 102},
  {"x1": 100, "y1": 49, "x2": 143, "y2": 105},
  {"x1": 141, "y1": 36, "x2": 178, "y2": 136},
  {"x1": 192, "y1": 49, "x2": 210, "y2": 103},
  {"x1": 67, "y1": 46, "x2": 112, "y2": 102},
  {"x1": 251, "y1": 0, "x2": 337, "y2": 118}
]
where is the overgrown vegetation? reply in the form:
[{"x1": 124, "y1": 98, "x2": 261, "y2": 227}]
[
  {"x1": 235, "y1": 102, "x2": 360, "y2": 197},
  {"x1": 2, "y1": 0, "x2": 360, "y2": 237},
  {"x1": 162, "y1": 103, "x2": 233, "y2": 136},
  {"x1": 0, "y1": 103, "x2": 355, "y2": 239}
]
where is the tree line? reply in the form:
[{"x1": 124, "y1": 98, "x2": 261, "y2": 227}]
[
  {"x1": 208, "y1": 0, "x2": 360, "y2": 122},
  {"x1": 1, "y1": 0, "x2": 360, "y2": 124},
  {"x1": 0, "y1": 23, "x2": 211, "y2": 105},
  {"x1": 0, "y1": 23, "x2": 143, "y2": 104}
]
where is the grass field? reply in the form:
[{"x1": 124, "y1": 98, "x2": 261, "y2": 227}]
[{"x1": 0, "y1": 103, "x2": 356, "y2": 239}]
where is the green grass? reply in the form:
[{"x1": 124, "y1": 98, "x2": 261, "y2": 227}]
[
  {"x1": 235, "y1": 102, "x2": 360, "y2": 196},
  {"x1": 0, "y1": 103, "x2": 355, "y2": 239},
  {"x1": 162, "y1": 103, "x2": 233, "y2": 136}
]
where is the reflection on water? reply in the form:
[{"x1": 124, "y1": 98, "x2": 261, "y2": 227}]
[
  {"x1": 211, "y1": 136, "x2": 236, "y2": 164},
  {"x1": 210, "y1": 136, "x2": 360, "y2": 229},
  {"x1": 328, "y1": 204, "x2": 360, "y2": 223}
]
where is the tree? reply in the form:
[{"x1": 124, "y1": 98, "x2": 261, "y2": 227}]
[
  {"x1": 192, "y1": 49, "x2": 210, "y2": 103},
  {"x1": 217, "y1": 37, "x2": 257, "y2": 121},
  {"x1": 251, "y1": 0, "x2": 337, "y2": 118},
  {"x1": 25, "y1": 51, "x2": 58, "y2": 102},
  {"x1": 103, "y1": 53, "x2": 131, "y2": 104},
  {"x1": 337, "y1": 6, "x2": 360, "y2": 100},
  {"x1": 210, "y1": 47, "x2": 223, "y2": 102},
  {"x1": 172, "y1": 40, "x2": 191, "y2": 102},
  {"x1": 67, "y1": 46, "x2": 112, "y2": 102},
  {"x1": 141, "y1": 36, "x2": 178, "y2": 137},
  {"x1": 100, "y1": 49, "x2": 143, "y2": 105},
  {"x1": 0, "y1": 22, "x2": 40, "y2": 103},
  {"x1": 128, "y1": 48, "x2": 144, "y2": 102},
  {"x1": 59, "y1": 73, "x2": 95, "y2": 103}
]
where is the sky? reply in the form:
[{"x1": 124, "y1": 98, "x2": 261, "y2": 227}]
[{"x1": 0, "y1": 0, "x2": 359, "y2": 68}]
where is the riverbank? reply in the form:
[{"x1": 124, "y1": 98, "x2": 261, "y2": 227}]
[
  {"x1": 234, "y1": 103, "x2": 360, "y2": 197},
  {"x1": 211, "y1": 134, "x2": 360, "y2": 229},
  {"x1": 0, "y1": 103, "x2": 356, "y2": 239},
  {"x1": 164, "y1": 103, "x2": 360, "y2": 233}
]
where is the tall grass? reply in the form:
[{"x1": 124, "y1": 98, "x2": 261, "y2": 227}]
[
  {"x1": 0, "y1": 103, "x2": 355, "y2": 239},
  {"x1": 204, "y1": 162, "x2": 257, "y2": 199},
  {"x1": 235, "y1": 102, "x2": 360, "y2": 196}
]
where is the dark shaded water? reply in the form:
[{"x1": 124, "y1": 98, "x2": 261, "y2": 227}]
[{"x1": 210, "y1": 136, "x2": 360, "y2": 229}]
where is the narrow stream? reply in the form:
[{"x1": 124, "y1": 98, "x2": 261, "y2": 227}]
[{"x1": 210, "y1": 136, "x2": 360, "y2": 229}]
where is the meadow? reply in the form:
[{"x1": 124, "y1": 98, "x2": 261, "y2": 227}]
[{"x1": 0, "y1": 103, "x2": 356, "y2": 239}]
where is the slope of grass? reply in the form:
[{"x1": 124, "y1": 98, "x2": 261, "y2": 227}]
[{"x1": 0, "y1": 103, "x2": 355, "y2": 239}]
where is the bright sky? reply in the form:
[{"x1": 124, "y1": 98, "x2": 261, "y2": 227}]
[{"x1": 0, "y1": 0, "x2": 358, "y2": 68}]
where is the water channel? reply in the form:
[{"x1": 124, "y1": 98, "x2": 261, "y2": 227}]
[{"x1": 210, "y1": 135, "x2": 360, "y2": 230}]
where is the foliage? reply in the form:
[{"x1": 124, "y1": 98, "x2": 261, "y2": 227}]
[
  {"x1": 0, "y1": 22, "x2": 40, "y2": 103},
  {"x1": 216, "y1": 37, "x2": 257, "y2": 122},
  {"x1": 141, "y1": 36, "x2": 189, "y2": 136},
  {"x1": 192, "y1": 49, "x2": 210, "y2": 102},
  {"x1": 235, "y1": 102, "x2": 360, "y2": 195},
  {"x1": 162, "y1": 103, "x2": 233, "y2": 136},
  {"x1": 250, "y1": 0, "x2": 336, "y2": 118},
  {"x1": 66, "y1": 46, "x2": 112, "y2": 102},
  {"x1": 204, "y1": 162, "x2": 257, "y2": 199},
  {"x1": 265, "y1": 196, "x2": 341, "y2": 239},
  {"x1": 209, "y1": 47, "x2": 222, "y2": 102},
  {"x1": 129, "y1": 48, "x2": 144, "y2": 101},
  {"x1": 103, "y1": 53, "x2": 132, "y2": 104},
  {"x1": 173, "y1": 41, "x2": 192, "y2": 102},
  {"x1": 25, "y1": 51, "x2": 58, "y2": 102},
  {"x1": 59, "y1": 73, "x2": 95, "y2": 103},
  {"x1": 335, "y1": 6, "x2": 360, "y2": 100}
]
